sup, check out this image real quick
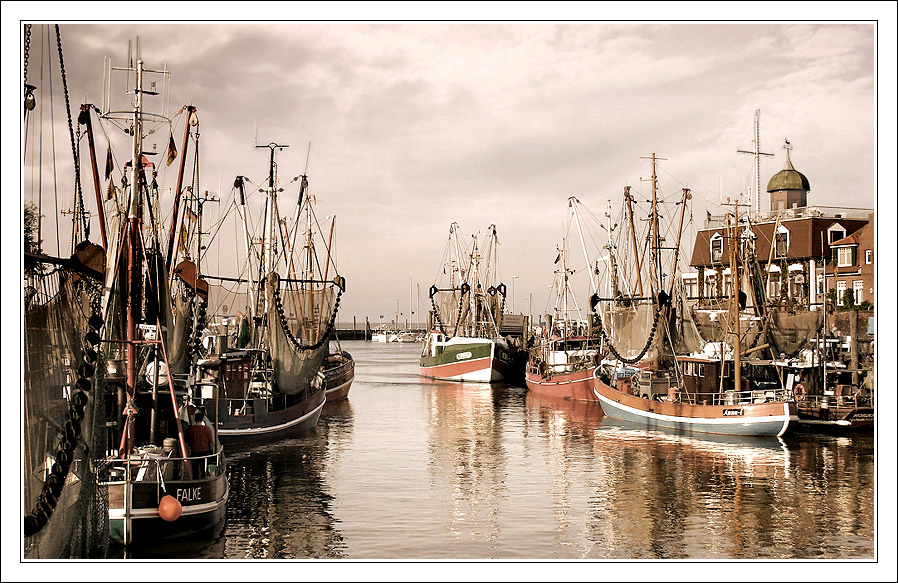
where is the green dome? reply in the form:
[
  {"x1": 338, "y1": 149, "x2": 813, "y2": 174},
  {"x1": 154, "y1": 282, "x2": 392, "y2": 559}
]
[{"x1": 766, "y1": 153, "x2": 810, "y2": 192}]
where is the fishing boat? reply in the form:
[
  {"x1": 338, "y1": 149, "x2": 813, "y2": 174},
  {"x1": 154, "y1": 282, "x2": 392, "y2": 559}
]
[
  {"x1": 776, "y1": 316, "x2": 873, "y2": 432},
  {"x1": 590, "y1": 156, "x2": 796, "y2": 437},
  {"x1": 192, "y1": 143, "x2": 344, "y2": 447},
  {"x1": 320, "y1": 347, "x2": 355, "y2": 402},
  {"x1": 525, "y1": 197, "x2": 602, "y2": 401},
  {"x1": 84, "y1": 45, "x2": 228, "y2": 545},
  {"x1": 23, "y1": 25, "x2": 117, "y2": 558},
  {"x1": 420, "y1": 223, "x2": 522, "y2": 382}
]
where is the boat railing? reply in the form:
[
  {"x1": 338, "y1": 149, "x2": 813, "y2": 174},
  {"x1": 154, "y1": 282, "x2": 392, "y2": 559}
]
[
  {"x1": 797, "y1": 393, "x2": 862, "y2": 409},
  {"x1": 106, "y1": 446, "x2": 226, "y2": 483},
  {"x1": 675, "y1": 388, "x2": 791, "y2": 406},
  {"x1": 201, "y1": 392, "x2": 298, "y2": 417}
]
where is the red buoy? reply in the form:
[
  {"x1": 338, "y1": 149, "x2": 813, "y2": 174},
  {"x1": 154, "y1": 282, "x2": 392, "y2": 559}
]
[{"x1": 158, "y1": 494, "x2": 182, "y2": 522}]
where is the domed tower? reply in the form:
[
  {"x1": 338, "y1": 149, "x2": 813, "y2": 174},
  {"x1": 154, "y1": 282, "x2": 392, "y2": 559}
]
[{"x1": 767, "y1": 140, "x2": 810, "y2": 211}]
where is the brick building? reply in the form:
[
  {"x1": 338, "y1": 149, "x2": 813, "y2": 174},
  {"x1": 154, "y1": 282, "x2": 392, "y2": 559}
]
[{"x1": 685, "y1": 147, "x2": 874, "y2": 311}]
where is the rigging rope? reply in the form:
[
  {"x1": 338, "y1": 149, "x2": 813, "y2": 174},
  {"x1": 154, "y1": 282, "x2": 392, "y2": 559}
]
[{"x1": 55, "y1": 25, "x2": 88, "y2": 242}]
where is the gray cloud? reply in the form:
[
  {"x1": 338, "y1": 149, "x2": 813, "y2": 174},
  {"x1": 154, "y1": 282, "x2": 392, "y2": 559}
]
[{"x1": 14, "y1": 20, "x2": 880, "y2": 322}]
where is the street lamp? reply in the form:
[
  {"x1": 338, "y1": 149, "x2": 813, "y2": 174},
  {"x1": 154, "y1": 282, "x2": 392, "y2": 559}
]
[{"x1": 511, "y1": 275, "x2": 519, "y2": 313}]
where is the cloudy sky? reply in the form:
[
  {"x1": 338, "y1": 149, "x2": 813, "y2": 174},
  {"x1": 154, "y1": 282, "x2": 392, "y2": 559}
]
[{"x1": 9, "y1": 8, "x2": 893, "y2": 326}]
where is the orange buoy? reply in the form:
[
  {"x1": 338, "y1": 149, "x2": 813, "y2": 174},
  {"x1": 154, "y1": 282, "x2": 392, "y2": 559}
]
[{"x1": 158, "y1": 494, "x2": 182, "y2": 522}]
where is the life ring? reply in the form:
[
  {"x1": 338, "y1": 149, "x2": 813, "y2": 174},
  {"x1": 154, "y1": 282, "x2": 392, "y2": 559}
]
[{"x1": 794, "y1": 383, "x2": 806, "y2": 401}]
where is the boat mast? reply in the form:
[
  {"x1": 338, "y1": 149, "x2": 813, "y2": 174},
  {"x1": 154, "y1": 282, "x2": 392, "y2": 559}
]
[
  {"x1": 605, "y1": 200, "x2": 619, "y2": 298},
  {"x1": 640, "y1": 152, "x2": 664, "y2": 293},
  {"x1": 233, "y1": 176, "x2": 258, "y2": 321},
  {"x1": 624, "y1": 186, "x2": 643, "y2": 297},
  {"x1": 668, "y1": 188, "x2": 691, "y2": 291},
  {"x1": 729, "y1": 202, "x2": 742, "y2": 392},
  {"x1": 569, "y1": 197, "x2": 598, "y2": 296},
  {"x1": 123, "y1": 58, "x2": 147, "y2": 456}
]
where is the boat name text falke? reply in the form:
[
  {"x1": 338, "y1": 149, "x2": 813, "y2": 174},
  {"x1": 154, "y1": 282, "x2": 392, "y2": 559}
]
[{"x1": 177, "y1": 487, "x2": 202, "y2": 503}]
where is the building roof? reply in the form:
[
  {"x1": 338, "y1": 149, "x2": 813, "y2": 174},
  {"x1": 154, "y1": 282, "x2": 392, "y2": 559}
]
[
  {"x1": 766, "y1": 150, "x2": 810, "y2": 192},
  {"x1": 830, "y1": 234, "x2": 859, "y2": 247}
]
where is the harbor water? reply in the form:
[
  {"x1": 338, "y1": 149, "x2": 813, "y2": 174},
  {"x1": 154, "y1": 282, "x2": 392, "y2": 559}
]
[{"x1": 125, "y1": 340, "x2": 875, "y2": 560}]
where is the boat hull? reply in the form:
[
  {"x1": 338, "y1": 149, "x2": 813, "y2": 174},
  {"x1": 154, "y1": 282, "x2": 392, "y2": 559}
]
[
  {"x1": 525, "y1": 367, "x2": 598, "y2": 402},
  {"x1": 795, "y1": 404, "x2": 874, "y2": 432},
  {"x1": 593, "y1": 376, "x2": 795, "y2": 437},
  {"x1": 215, "y1": 392, "x2": 325, "y2": 447},
  {"x1": 107, "y1": 467, "x2": 228, "y2": 545},
  {"x1": 322, "y1": 353, "x2": 355, "y2": 402},
  {"x1": 420, "y1": 340, "x2": 509, "y2": 382}
]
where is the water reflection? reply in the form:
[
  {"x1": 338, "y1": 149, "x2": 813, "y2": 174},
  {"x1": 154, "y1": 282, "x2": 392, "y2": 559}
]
[
  {"x1": 521, "y1": 394, "x2": 872, "y2": 559},
  {"x1": 222, "y1": 401, "x2": 355, "y2": 559},
  {"x1": 425, "y1": 381, "x2": 508, "y2": 556},
  {"x1": 118, "y1": 342, "x2": 873, "y2": 560}
]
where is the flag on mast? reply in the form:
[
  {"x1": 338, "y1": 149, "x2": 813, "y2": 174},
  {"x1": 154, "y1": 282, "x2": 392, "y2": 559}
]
[
  {"x1": 104, "y1": 144, "x2": 113, "y2": 179},
  {"x1": 166, "y1": 134, "x2": 178, "y2": 167}
]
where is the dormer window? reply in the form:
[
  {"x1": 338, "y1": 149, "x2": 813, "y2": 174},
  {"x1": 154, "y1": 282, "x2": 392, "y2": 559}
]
[
  {"x1": 828, "y1": 223, "x2": 846, "y2": 245},
  {"x1": 774, "y1": 226, "x2": 790, "y2": 258},
  {"x1": 710, "y1": 233, "x2": 723, "y2": 263},
  {"x1": 835, "y1": 246, "x2": 855, "y2": 267}
]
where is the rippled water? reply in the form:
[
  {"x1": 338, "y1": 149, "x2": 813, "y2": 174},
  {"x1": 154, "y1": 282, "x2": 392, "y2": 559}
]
[{"x1": 126, "y1": 340, "x2": 875, "y2": 560}]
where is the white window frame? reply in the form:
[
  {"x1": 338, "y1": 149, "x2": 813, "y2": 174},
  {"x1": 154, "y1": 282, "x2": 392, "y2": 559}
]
[
  {"x1": 774, "y1": 226, "x2": 789, "y2": 258},
  {"x1": 853, "y1": 280, "x2": 863, "y2": 304},
  {"x1": 710, "y1": 233, "x2": 723, "y2": 263},
  {"x1": 827, "y1": 223, "x2": 846, "y2": 245},
  {"x1": 865, "y1": 249, "x2": 873, "y2": 264},
  {"x1": 837, "y1": 247, "x2": 854, "y2": 267},
  {"x1": 836, "y1": 281, "x2": 847, "y2": 306}
]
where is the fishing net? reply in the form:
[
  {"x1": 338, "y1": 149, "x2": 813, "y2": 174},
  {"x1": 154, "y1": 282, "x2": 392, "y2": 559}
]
[
  {"x1": 601, "y1": 301, "x2": 660, "y2": 363},
  {"x1": 768, "y1": 309, "x2": 824, "y2": 357},
  {"x1": 23, "y1": 265, "x2": 108, "y2": 559},
  {"x1": 266, "y1": 277, "x2": 336, "y2": 396}
]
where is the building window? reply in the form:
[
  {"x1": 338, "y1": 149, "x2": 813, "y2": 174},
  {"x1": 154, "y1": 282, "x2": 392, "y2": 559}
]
[
  {"x1": 853, "y1": 281, "x2": 863, "y2": 304},
  {"x1": 705, "y1": 273, "x2": 718, "y2": 297},
  {"x1": 790, "y1": 271, "x2": 806, "y2": 301},
  {"x1": 710, "y1": 233, "x2": 723, "y2": 263},
  {"x1": 837, "y1": 281, "x2": 847, "y2": 306},
  {"x1": 768, "y1": 272, "x2": 781, "y2": 299},
  {"x1": 836, "y1": 247, "x2": 855, "y2": 267},
  {"x1": 683, "y1": 277, "x2": 698, "y2": 299},
  {"x1": 866, "y1": 249, "x2": 873, "y2": 264},
  {"x1": 828, "y1": 223, "x2": 846, "y2": 244},
  {"x1": 816, "y1": 274, "x2": 825, "y2": 295},
  {"x1": 774, "y1": 227, "x2": 789, "y2": 258}
]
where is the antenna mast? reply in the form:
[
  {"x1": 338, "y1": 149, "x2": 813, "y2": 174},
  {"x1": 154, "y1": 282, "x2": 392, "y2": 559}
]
[{"x1": 737, "y1": 110, "x2": 774, "y2": 218}]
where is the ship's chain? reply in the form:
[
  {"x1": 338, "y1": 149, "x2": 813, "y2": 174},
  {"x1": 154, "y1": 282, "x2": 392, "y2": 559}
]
[
  {"x1": 24, "y1": 283, "x2": 103, "y2": 538},
  {"x1": 430, "y1": 295, "x2": 447, "y2": 335},
  {"x1": 590, "y1": 300, "x2": 665, "y2": 365},
  {"x1": 180, "y1": 284, "x2": 207, "y2": 358},
  {"x1": 272, "y1": 284, "x2": 343, "y2": 352},
  {"x1": 453, "y1": 292, "x2": 466, "y2": 333},
  {"x1": 23, "y1": 24, "x2": 31, "y2": 86}
]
